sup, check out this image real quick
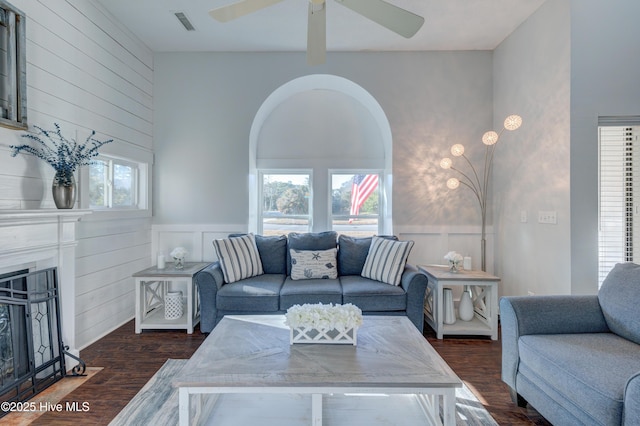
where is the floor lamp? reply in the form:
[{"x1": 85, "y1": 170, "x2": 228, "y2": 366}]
[{"x1": 439, "y1": 114, "x2": 523, "y2": 272}]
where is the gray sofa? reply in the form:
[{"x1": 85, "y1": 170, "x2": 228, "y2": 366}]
[
  {"x1": 500, "y1": 262, "x2": 640, "y2": 425},
  {"x1": 195, "y1": 231, "x2": 428, "y2": 333}
]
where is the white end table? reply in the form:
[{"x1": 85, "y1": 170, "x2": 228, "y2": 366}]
[
  {"x1": 133, "y1": 262, "x2": 208, "y2": 334},
  {"x1": 419, "y1": 265, "x2": 500, "y2": 340}
]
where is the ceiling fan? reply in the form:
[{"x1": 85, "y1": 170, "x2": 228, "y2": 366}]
[{"x1": 209, "y1": 0, "x2": 425, "y2": 65}]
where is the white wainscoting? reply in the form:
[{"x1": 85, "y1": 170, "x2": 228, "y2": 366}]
[
  {"x1": 152, "y1": 224, "x2": 247, "y2": 265},
  {"x1": 151, "y1": 224, "x2": 494, "y2": 275},
  {"x1": 395, "y1": 225, "x2": 494, "y2": 275}
]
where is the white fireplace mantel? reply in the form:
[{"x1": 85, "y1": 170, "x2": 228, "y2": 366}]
[
  {"x1": 0, "y1": 209, "x2": 92, "y2": 221},
  {"x1": 0, "y1": 209, "x2": 92, "y2": 362}
]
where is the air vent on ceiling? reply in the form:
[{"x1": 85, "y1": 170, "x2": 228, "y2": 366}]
[{"x1": 174, "y1": 12, "x2": 195, "y2": 31}]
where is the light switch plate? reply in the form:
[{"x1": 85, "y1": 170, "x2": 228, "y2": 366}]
[{"x1": 538, "y1": 210, "x2": 557, "y2": 224}]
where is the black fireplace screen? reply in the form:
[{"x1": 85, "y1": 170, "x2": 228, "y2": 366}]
[{"x1": 0, "y1": 267, "x2": 66, "y2": 411}]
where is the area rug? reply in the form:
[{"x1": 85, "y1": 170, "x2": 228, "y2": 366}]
[
  {"x1": 110, "y1": 359, "x2": 497, "y2": 425},
  {"x1": 3, "y1": 367, "x2": 103, "y2": 426}
]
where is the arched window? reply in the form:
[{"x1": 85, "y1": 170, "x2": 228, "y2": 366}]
[{"x1": 249, "y1": 75, "x2": 393, "y2": 236}]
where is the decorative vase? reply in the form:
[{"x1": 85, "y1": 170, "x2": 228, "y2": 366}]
[
  {"x1": 458, "y1": 286, "x2": 474, "y2": 321},
  {"x1": 52, "y1": 171, "x2": 76, "y2": 209},
  {"x1": 173, "y1": 257, "x2": 184, "y2": 270},
  {"x1": 443, "y1": 288, "x2": 456, "y2": 324},
  {"x1": 449, "y1": 262, "x2": 459, "y2": 273}
]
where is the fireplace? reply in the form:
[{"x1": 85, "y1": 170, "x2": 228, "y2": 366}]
[
  {"x1": 0, "y1": 209, "x2": 91, "y2": 410},
  {"x1": 0, "y1": 267, "x2": 66, "y2": 411}
]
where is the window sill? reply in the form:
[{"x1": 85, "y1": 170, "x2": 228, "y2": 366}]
[{"x1": 82, "y1": 208, "x2": 151, "y2": 222}]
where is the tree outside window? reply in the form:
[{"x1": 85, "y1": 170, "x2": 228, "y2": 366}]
[
  {"x1": 261, "y1": 173, "x2": 311, "y2": 235},
  {"x1": 89, "y1": 156, "x2": 139, "y2": 209}
]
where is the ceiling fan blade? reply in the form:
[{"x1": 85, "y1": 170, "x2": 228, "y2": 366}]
[
  {"x1": 334, "y1": 0, "x2": 424, "y2": 38},
  {"x1": 209, "y1": 0, "x2": 285, "y2": 22},
  {"x1": 307, "y1": 1, "x2": 326, "y2": 65}
]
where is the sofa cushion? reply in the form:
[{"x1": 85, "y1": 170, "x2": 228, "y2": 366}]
[
  {"x1": 290, "y1": 248, "x2": 338, "y2": 280},
  {"x1": 213, "y1": 234, "x2": 264, "y2": 284},
  {"x1": 361, "y1": 236, "x2": 414, "y2": 286},
  {"x1": 518, "y1": 333, "x2": 640, "y2": 426},
  {"x1": 598, "y1": 262, "x2": 640, "y2": 344},
  {"x1": 287, "y1": 231, "x2": 338, "y2": 275},
  {"x1": 256, "y1": 234, "x2": 287, "y2": 274},
  {"x1": 279, "y1": 277, "x2": 342, "y2": 310},
  {"x1": 340, "y1": 275, "x2": 406, "y2": 311},
  {"x1": 337, "y1": 235, "x2": 372, "y2": 276},
  {"x1": 216, "y1": 273, "x2": 285, "y2": 311}
]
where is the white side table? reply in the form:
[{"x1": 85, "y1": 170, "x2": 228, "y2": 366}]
[
  {"x1": 133, "y1": 262, "x2": 208, "y2": 334},
  {"x1": 418, "y1": 265, "x2": 500, "y2": 340}
]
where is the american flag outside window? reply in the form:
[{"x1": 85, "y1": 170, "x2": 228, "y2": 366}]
[{"x1": 349, "y1": 174, "x2": 378, "y2": 221}]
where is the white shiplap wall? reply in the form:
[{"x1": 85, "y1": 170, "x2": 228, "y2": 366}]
[{"x1": 0, "y1": 0, "x2": 153, "y2": 349}]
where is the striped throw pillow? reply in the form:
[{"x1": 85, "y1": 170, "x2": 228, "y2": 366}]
[
  {"x1": 213, "y1": 234, "x2": 264, "y2": 284},
  {"x1": 361, "y1": 236, "x2": 414, "y2": 286}
]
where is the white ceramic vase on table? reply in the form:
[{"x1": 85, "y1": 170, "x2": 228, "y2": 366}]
[
  {"x1": 443, "y1": 288, "x2": 456, "y2": 324},
  {"x1": 458, "y1": 286, "x2": 474, "y2": 321}
]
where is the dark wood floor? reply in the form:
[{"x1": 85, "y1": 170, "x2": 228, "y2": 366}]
[
  {"x1": 425, "y1": 331, "x2": 551, "y2": 426},
  {"x1": 29, "y1": 320, "x2": 551, "y2": 425}
]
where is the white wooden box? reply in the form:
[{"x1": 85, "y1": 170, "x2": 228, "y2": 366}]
[{"x1": 290, "y1": 326, "x2": 358, "y2": 345}]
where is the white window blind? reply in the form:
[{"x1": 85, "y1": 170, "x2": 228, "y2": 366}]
[{"x1": 598, "y1": 125, "x2": 640, "y2": 286}]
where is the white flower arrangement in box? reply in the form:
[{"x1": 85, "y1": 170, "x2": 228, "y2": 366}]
[{"x1": 285, "y1": 303, "x2": 363, "y2": 345}]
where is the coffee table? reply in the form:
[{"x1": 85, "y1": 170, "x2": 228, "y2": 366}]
[{"x1": 175, "y1": 315, "x2": 462, "y2": 425}]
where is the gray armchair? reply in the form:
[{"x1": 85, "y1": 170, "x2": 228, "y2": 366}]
[{"x1": 500, "y1": 262, "x2": 640, "y2": 425}]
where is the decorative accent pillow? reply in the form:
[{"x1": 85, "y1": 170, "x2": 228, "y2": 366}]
[
  {"x1": 290, "y1": 248, "x2": 338, "y2": 280},
  {"x1": 229, "y1": 233, "x2": 287, "y2": 274},
  {"x1": 287, "y1": 231, "x2": 338, "y2": 276},
  {"x1": 213, "y1": 233, "x2": 264, "y2": 284},
  {"x1": 337, "y1": 235, "x2": 399, "y2": 276},
  {"x1": 361, "y1": 236, "x2": 414, "y2": 286}
]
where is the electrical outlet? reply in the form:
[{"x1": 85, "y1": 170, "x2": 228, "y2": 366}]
[
  {"x1": 520, "y1": 210, "x2": 527, "y2": 223},
  {"x1": 528, "y1": 291, "x2": 535, "y2": 296},
  {"x1": 538, "y1": 210, "x2": 557, "y2": 224}
]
